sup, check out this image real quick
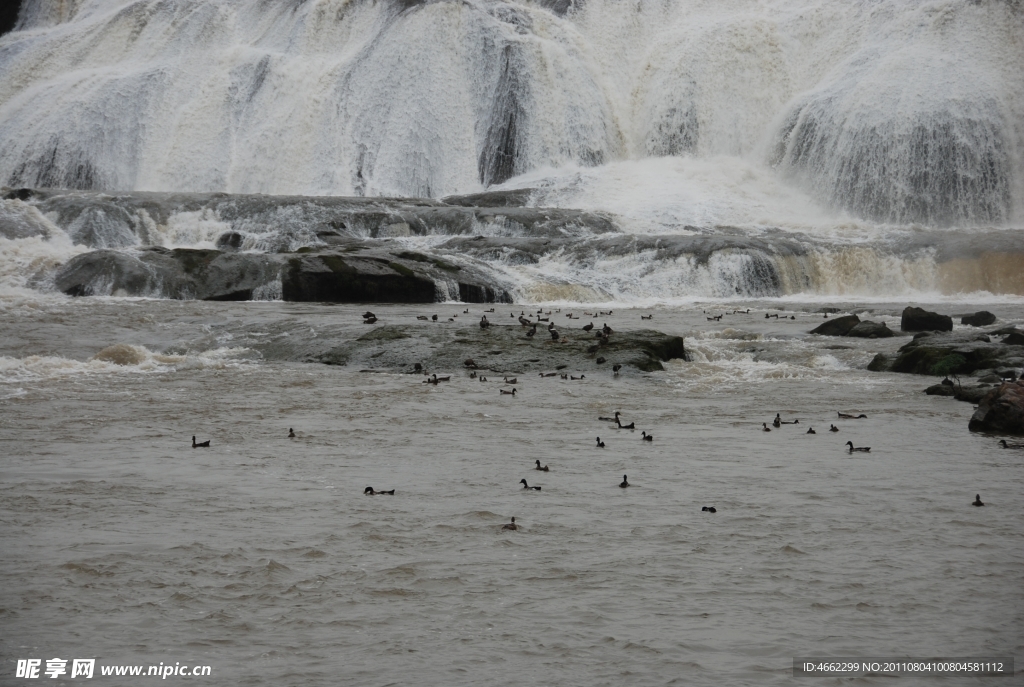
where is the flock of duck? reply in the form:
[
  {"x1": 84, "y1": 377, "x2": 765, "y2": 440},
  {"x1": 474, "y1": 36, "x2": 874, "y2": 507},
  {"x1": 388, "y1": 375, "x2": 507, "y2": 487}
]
[{"x1": 187, "y1": 306, "x2": 1013, "y2": 525}]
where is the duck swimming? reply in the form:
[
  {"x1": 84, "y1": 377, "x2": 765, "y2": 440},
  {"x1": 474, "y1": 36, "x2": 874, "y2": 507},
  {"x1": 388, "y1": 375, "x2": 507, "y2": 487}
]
[
  {"x1": 641, "y1": 431, "x2": 653, "y2": 441},
  {"x1": 501, "y1": 517, "x2": 518, "y2": 531},
  {"x1": 362, "y1": 311, "x2": 376, "y2": 320},
  {"x1": 612, "y1": 364, "x2": 621, "y2": 374},
  {"x1": 288, "y1": 428, "x2": 295, "y2": 438},
  {"x1": 773, "y1": 414, "x2": 781, "y2": 428},
  {"x1": 829, "y1": 424, "x2": 839, "y2": 432},
  {"x1": 480, "y1": 315, "x2": 490, "y2": 329},
  {"x1": 432, "y1": 314, "x2": 438, "y2": 321},
  {"x1": 520, "y1": 479, "x2": 541, "y2": 491},
  {"x1": 619, "y1": 475, "x2": 630, "y2": 488},
  {"x1": 614, "y1": 412, "x2": 635, "y2": 430},
  {"x1": 500, "y1": 388, "x2": 517, "y2": 395},
  {"x1": 972, "y1": 494, "x2": 984, "y2": 507},
  {"x1": 762, "y1": 423, "x2": 771, "y2": 432},
  {"x1": 192, "y1": 435, "x2": 210, "y2": 448},
  {"x1": 364, "y1": 487, "x2": 395, "y2": 495},
  {"x1": 846, "y1": 441, "x2": 871, "y2": 452},
  {"x1": 504, "y1": 377, "x2": 518, "y2": 384},
  {"x1": 701, "y1": 506, "x2": 717, "y2": 513},
  {"x1": 837, "y1": 412, "x2": 868, "y2": 419},
  {"x1": 535, "y1": 460, "x2": 549, "y2": 472},
  {"x1": 582, "y1": 322, "x2": 594, "y2": 332},
  {"x1": 806, "y1": 427, "x2": 816, "y2": 434},
  {"x1": 596, "y1": 437, "x2": 605, "y2": 448},
  {"x1": 998, "y1": 439, "x2": 1024, "y2": 449}
]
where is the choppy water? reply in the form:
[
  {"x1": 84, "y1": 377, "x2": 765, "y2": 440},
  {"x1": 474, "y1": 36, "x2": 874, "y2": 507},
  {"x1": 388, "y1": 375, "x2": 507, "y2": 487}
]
[{"x1": 2, "y1": 297, "x2": 1022, "y2": 685}]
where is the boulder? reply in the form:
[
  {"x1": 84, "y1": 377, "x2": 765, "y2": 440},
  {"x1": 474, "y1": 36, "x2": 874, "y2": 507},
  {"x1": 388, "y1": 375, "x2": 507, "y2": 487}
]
[
  {"x1": 810, "y1": 314, "x2": 860, "y2": 336},
  {"x1": 1003, "y1": 331, "x2": 1024, "y2": 346},
  {"x1": 960, "y1": 311, "x2": 996, "y2": 327},
  {"x1": 969, "y1": 381, "x2": 1024, "y2": 435},
  {"x1": 925, "y1": 384, "x2": 955, "y2": 396},
  {"x1": 901, "y1": 306, "x2": 952, "y2": 332},
  {"x1": 846, "y1": 320, "x2": 894, "y2": 338}
]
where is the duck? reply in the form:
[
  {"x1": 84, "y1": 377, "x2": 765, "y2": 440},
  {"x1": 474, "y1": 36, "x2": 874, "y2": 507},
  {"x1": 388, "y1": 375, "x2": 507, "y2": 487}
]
[
  {"x1": 582, "y1": 322, "x2": 594, "y2": 332},
  {"x1": 828, "y1": 424, "x2": 839, "y2": 432},
  {"x1": 640, "y1": 314, "x2": 653, "y2": 320},
  {"x1": 288, "y1": 428, "x2": 296, "y2": 438},
  {"x1": 619, "y1": 474, "x2": 630, "y2": 488},
  {"x1": 998, "y1": 440, "x2": 1024, "y2": 449},
  {"x1": 479, "y1": 315, "x2": 490, "y2": 329},
  {"x1": 485, "y1": 308, "x2": 495, "y2": 313},
  {"x1": 431, "y1": 314, "x2": 438, "y2": 321},
  {"x1": 846, "y1": 441, "x2": 871, "y2": 452},
  {"x1": 596, "y1": 437, "x2": 605, "y2": 448},
  {"x1": 362, "y1": 311, "x2": 376, "y2": 319},
  {"x1": 598, "y1": 414, "x2": 616, "y2": 422},
  {"x1": 701, "y1": 506, "x2": 717, "y2": 513},
  {"x1": 364, "y1": 487, "x2": 395, "y2": 495},
  {"x1": 519, "y1": 315, "x2": 533, "y2": 327},
  {"x1": 463, "y1": 308, "x2": 469, "y2": 314},
  {"x1": 501, "y1": 516, "x2": 518, "y2": 531},
  {"x1": 614, "y1": 412, "x2": 635, "y2": 430},
  {"x1": 762, "y1": 423, "x2": 771, "y2": 432},
  {"x1": 806, "y1": 427, "x2": 816, "y2": 434},
  {"x1": 534, "y1": 460, "x2": 549, "y2": 472},
  {"x1": 500, "y1": 388, "x2": 517, "y2": 395},
  {"x1": 837, "y1": 412, "x2": 867, "y2": 419},
  {"x1": 416, "y1": 315, "x2": 428, "y2": 320},
  {"x1": 549, "y1": 329, "x2": 560, "y2": 341},
  {"x1": 520, "y1": 479, "x2": 541, "y2": 491},
  {"x1": 526, "y1": 325, "x2": 537, "y2": 338},
  {"x1": 363, "y1": 316, "x2": 377, "y2": 324},
  {"x1": 504, "y1": 377, "x2": 518, "y2": 384},
  {"x1": 602, "y1": 324, "x2": 613, "y2": 336},
  {"x1": 478, "y1": 376, "x2": 488, "y2": 382},
  {"x1": 972, "y1": 494, "x2": 984, "y2": 507},
  {"x1": 192, "y1": 435, "x2": 211, "y2": 448},
  {"x1": 539, "y1": 372, "x2": 558, "y2": 377},
  {"x1": 571, "y1": 375, "x2": 586, "y2": 380},
  {"x1": 641, "y1": 431, "x2": 653, "y2": 441},
  {"x1": 612, "y1": 364, "x2": 621, "y2": 374},
  {"x1": 773, "y1": 414, "x2": 781, "y2": 428}
]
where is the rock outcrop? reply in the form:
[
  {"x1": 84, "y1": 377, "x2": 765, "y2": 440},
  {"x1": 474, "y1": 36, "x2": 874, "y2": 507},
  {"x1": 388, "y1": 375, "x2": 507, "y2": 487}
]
[
  {"x1": 901, "y1": 306, "x2": 952, "y2": 332},
  {"x1": 969, "y1": 381, "x2": 1024, "y2": 435},
  {"x1": 53, "y1": 242, "x2": 514, "y2": 303},
  {"x1": 315, "y1": 324, "x2": 687, "y2": 373},
  {"x1": 867, "y1": 331, "x2": 1024, "y2": 375}
]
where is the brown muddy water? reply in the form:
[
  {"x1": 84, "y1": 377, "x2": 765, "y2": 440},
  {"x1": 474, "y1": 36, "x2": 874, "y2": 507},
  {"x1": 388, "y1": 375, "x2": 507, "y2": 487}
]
[{"x1": 1, "y1": 297, "x2": 1022, "y2": 686}]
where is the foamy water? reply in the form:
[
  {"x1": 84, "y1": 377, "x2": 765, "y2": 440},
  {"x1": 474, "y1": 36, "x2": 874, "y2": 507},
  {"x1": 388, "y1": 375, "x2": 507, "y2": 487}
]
[{"x1": 1, "y1": 298, "x2": 1022, "y2": 685}]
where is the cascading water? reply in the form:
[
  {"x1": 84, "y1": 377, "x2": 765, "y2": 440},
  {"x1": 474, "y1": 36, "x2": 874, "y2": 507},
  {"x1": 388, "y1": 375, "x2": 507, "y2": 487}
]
[{"x1": 0, "y1": 0, "x2": 1021, "y2": 301}]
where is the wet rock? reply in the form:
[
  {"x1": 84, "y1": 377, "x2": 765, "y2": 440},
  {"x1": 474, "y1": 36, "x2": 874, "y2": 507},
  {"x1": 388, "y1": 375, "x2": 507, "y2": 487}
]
[
  {"x1": 281, "y1": 247, "x2": 512, "y2": 304},
  {"x1": 955, "y1": 385, "x2": 994, "y2": 404},
  {"x1": 817, "y1": 307, "x2": 841, "y2": 314},
  {"x1": 314, "y1": 324, "x2": 687, "y2": 373},
  {"x1": 925, "y1": 384, "x2": 956, "y2": 396},
  {"x1": 810, "y1": 314, "x2": 860, "y2": 336},
  {"x1": 55, "y1": 247, "x2": 282, "y2": 300},
  {"x1": 215, "y1": 231, "x2": 245, "y2": 250},
  {"x1": 960, "y1": 311, "x2": 996, "y2": 327},
  {"x1": 969, "y1": 381, "x2": 1024, "y2": 435},
  {"x1": 846, "y1": 320, "x2": 893, "y2": 338},
  {"x1": 901, "y1": 306, "x2": 952, "y2": 332}
]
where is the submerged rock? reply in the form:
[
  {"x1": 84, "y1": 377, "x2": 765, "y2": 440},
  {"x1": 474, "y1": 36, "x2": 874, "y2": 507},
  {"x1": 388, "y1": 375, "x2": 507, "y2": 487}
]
[
  {"x1": 960, "y1": 311, "x2": 996, "y2": 327},
  {"x1": 969, "y1": 381, "x2": 1024, "y2": 435},
  {"x1": 809, "y1": 314, "x2": 859, "y2": 336},
  {"x1": 901, "y1": 306, "x2": 952, "y2": 332}
]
